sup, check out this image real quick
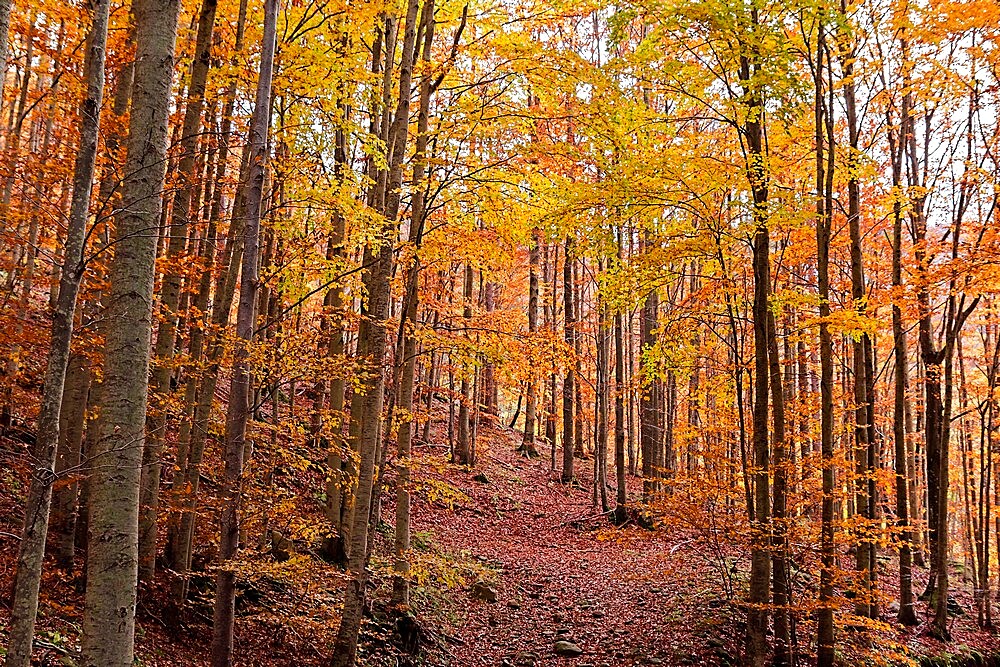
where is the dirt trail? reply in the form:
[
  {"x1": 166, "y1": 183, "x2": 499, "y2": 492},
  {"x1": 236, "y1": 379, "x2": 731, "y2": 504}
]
[{"x1": 409, "y1": 426, "x2": 738, "y2": 667}]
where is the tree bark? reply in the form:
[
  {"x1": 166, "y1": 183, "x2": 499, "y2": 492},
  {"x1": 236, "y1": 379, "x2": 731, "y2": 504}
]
[
  {"x1": 139, "y1": 0, "x2": 220, "y2": 581},
  {"x1": 520, "y1": 229, "x2": 540, "y2": 456},
  {"x1": 81, "y1": 0, "x2": 181, "y2": 662},
  {"x1": 815, "y1": 19, "x2": 837, "y2": 667},
  {"x1": 561, "y1": 237, "x2": 575, "y2": 483},
  {"x1": 889, "y1": 80, "x2": 918, "y2": 627},
  {"x1": 392, "y1": 0, "x2": 435, "y2": 604},
  {"x1": 331, "y1": 0, "x2": 421, "y2": 661},
  {"x1": 742, "y1": 25, "x2": 772, "y2": 666},
  {"x1": 4, "y1": 1, "x2": 111, "y2": 662},
  {"x1": 210, "y1": 0, "x2": 278, "y2": 661}
]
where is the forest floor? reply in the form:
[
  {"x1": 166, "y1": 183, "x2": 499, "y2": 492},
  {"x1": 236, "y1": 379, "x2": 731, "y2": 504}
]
[
  {"x1": 3, "y1": 416, "x2": 1000, "y2": 666},
  {"x1": 396, "y1": 424, "x2": 740, "y2": 667}
]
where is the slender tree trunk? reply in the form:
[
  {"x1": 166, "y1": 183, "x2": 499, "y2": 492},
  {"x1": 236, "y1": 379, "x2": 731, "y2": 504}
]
[
  {"x1": 4, "y1": 3, "x2": 111, "y2": 662},
  {"x1": 561, "y1": 237, "x2": 575, "y2": 482},
  {"x1": 0, "y1": 0, "x2": 13, "y2": 107},
  {"x1": 838, "y1": 14, "x2": 878, "y2": 616},
  {"x1": 166, "y1": 1, "x2": 250, "y2": 596},
  {"x1": 614, "y1": 308, "x2": 627, "y2": 521},
  {"x1": 48, "y1": 349, "x2": 91, "y2": 569},
  {"x1": 596, "y1": 281, "x2": 610, "y2": 512},
  {"x1": 546, "y1": 244, "x2": 558, "y2": 467},
  {"x1": 520, "y1": 230, "x2": 540, "y2": 456},
  {"x1": 815, "y1": 20, "x2": 837, "y2": 667},
  {"x1": 768, "y1": 309, "x2": 790, "y2": 667},
  {"x1": 741, "y1": 30, "x2": 772, "y2": 667},
  {"x1": 889, "y1": 95, "x2": 918, "y2": 627},
  {"x1": 209, "y1": 0, "x2": 277, "y2": 662},
  {"x1": 392, "y1": 0, "x2": 435, "y2": 604},
  {"x1": 331, "y1": 0, "x2": 421, "y2": 661},
  {"x1": 139, "y1": 0, "x2": 220, "y2": 581},
  {"x1": 639, "y1": 284, "x2": 658, "y2": 502},
  {"x1": 455, "y1": 263, "x2": 474, "y2": 465}
]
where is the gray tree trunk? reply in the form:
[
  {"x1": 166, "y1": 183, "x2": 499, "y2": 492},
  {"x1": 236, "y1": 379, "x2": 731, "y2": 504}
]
[
  {"x1": 0, "y1": 0, "x2": 13, "y2": 107},
  {"x1": 4, "y1": 2, "x2": 111, "y2": 663},
  {"x1": 455, "y1": 263, "x2": 474, "y2": 465},
  {"x1": 139, "y1": 0, "x2": 220, "y2": 581},
  {"x1": 80, "y1": 0, "x2": 181, "y2": 663},
  {"x1": 210, "y1": 0, "x2": 278, "y2": 662},
  {"x1": 561, "y1": 237, "x2": 575, "y2": 482},
  {"x1": 392, "y1": 0, "x2": 435, "y2": 605},
  {"x1": 164, "y1": 0, "x2": 248, "y2": 601},
  {"x1": 48, "y1": 350, "x2": 91, "y2": 569},
  {"x1": 331, "y1": 0, "x2": 421, "y2": 663},
  {"x1": 520, "y1": 230, "x2": 540, "y2": 456}
]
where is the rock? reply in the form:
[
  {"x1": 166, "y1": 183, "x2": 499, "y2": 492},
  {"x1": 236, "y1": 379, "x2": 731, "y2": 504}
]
[
  {"x1": 514, "y1": 651, "x2": 538, "y2": 666},
  {"x1": 650, "y1": 588, "x2": 662, "y2": 594},
  {"x1": 947, "y1": 596, "x2": 965, "y2": 617},
  {"x1": 556, "y1": 627, "x2": 572, "y2": 636},
  {"x1": 592, "y1": 610, "x2": 605, "y2": 619},
  {"x1": 553, "y1": 640, "x2": 584, "y2": 657},
  {"x1": 888, "y1": 601, "x2": 901, "y2": 613},
  {"x1": 508, "y1": 600, "x2": 522, "y2": 610},
  {"x1": 473, "y1": 471, "x2": 491, "y2": 484},
  {"x1": 471, "y1": 581, "x2": 498, "y2": 603}
]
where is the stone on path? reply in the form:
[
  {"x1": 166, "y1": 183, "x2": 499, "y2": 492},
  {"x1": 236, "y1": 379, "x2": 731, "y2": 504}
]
[
  {"x1": 513, "y1": 651, "x2": 538, "y2": 666},
  {"x1": 471, "y1": 580, "x2": 498, "y2": 603},
  {"x1": 553, "y1": 640, "x2": 584, "y2": 657}
]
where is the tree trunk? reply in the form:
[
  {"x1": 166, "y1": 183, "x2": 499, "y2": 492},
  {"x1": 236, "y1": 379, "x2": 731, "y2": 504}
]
[
  {"x1": 455, "y1": 263, "x2": 474, "y2": 465},
  {"x1": 48, "y1": 350, "x2": 91, "y2": 569},
  {"x1": 331, "y1": 0, "x2": 421, "y2": 661},
  {"x1": 139, "y1": 0, "x2": 220, "y2": 582},
  {"x1": 613, "y1": 312, "x2": 628, "y2": 513},
  {"x1": 209, "y1": 0, "x2": 277, "y2": 661},
  {"x1": 639, "y1": 281, "x2": 658, "y2": 502},
  {"x1": 742, "y1": 34, "x2": 772, "y2": 666},
  {"x1": 81, "y1": 0, "x2": 181, "y2": 662},
  {"x1": 561, "y1": 237, "x2": 575, "y2": 482},
  {"x1": 768, "y1": 308, "x2": 790, "y2": 667},
  {"x1": 815, "y1": 19, "x2": 837, "y2": 667},
  {"x1": 520, "y1": 230, "x2": 540, "y2": 456},
  {"x1": 392, "y1": 0, "x2": 436, "y2": 604},
  {"x1": 4, "y1": 2, "x2": 111, "y2": 662},
  {"x1": 889, "y1": 87, "x2": 918, "y2": 627}
]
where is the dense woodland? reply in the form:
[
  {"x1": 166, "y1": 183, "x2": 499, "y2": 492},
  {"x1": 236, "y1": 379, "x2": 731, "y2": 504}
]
[{"x1": 0, "y1": 0, "x2": 999, "y2": 665}]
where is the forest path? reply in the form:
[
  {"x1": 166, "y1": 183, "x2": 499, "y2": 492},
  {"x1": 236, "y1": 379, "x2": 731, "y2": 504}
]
[{"x1": 408, "y1": 425, "x2": 738, "y2": 667}]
